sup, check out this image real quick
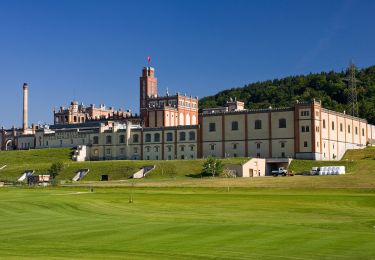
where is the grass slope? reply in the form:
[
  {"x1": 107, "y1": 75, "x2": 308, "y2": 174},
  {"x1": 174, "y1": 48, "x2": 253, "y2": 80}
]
[
  {"x1": 0, "y1": 148, "x2": 246, "y2": 181},
  {"x1": 0, "y1": 187, "x2": 374, "y2": 259},
  {"x1": 0, "y1": 148, "x2": 72, "y2": 181}
]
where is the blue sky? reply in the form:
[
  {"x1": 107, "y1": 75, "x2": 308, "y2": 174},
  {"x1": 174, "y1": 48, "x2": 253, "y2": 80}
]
[{"x1": 0, "y1": 0, "x2": 374, "y2": 128}]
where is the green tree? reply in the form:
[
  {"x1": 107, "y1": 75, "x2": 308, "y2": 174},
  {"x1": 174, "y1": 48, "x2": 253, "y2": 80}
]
[
  {"x1": 48, "y1": 162, "x2": 64, "y2": 179},
  {"x1": 199, "y1": 65, "x2": 375, "y2": 125},
  {"x1": 202, "y1": 156, "x2": 223, "y2": 177}
]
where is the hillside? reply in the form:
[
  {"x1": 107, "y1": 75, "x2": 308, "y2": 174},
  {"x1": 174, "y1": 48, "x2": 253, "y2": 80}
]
[
  {"x1": 0, "y1": 148, "x2": 245, "y2": 182},
  {"x1": 1, "y1": 147, "x2": 374, "y2": 189},
  {"x1": 199, "y1": 65, "x2": 375, "y2": 124}
]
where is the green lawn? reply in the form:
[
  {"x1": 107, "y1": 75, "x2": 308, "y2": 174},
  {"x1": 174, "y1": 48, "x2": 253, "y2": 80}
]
[
  {"x1": 0, "y1": 148, "x2": 247, "y2": 182},
  {"x1": 1, "y1": 148, "x2": 375, "y2": 259},
  {"x1": 0, "y1": 187, "x2": 374, "y2": 259}
]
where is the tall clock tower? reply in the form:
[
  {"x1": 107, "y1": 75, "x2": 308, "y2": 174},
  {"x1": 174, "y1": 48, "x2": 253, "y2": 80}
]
[{"x1": 140, "y1": 66, "x2": 158, "y2": 121}]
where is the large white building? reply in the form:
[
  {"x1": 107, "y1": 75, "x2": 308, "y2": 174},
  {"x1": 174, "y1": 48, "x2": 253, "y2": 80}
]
[{"x1": 1, "y1": 66, "x2": 375, "y2": 165}]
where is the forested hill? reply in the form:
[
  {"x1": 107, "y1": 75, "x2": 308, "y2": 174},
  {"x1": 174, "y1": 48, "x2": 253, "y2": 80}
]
[{"x1": 199, "y1": 65, "x2": 375, "y2": 124}]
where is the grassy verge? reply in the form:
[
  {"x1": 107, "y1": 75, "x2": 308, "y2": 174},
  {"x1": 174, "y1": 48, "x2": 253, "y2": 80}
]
[{"x1": 0, "y1": 187, "x2": 374, "y2": 259}]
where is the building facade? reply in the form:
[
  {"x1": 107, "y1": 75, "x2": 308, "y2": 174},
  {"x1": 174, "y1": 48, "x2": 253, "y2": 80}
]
[
  {"x1": 54, "y1": 101, "x2": 131, "y2": 125},
  {"x1": 2, "y1": 66, "x2": 375, "y2": 163},
  {"x1": 140, "y1": 67, "x2": 199, "y2": 127}
]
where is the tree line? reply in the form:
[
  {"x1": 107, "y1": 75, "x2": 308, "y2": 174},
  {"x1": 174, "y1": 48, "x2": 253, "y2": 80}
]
[{"x1": 199, "y1": 65, "x2": 375, "y2": 124}]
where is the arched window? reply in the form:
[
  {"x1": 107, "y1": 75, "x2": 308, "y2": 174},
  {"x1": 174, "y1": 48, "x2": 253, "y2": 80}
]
[
  {"x1": 133, "y1": 134, "x2": 139, "y2": 143},
  {"x1": 154, "y1": 133, "x2": 160, "y2": 142},
  {"x1": 231, "y1": 121, "x2": 239, "y2": 131},
  {"x1": 145, "y1": 134, "x2": 151, "y2": 142},
  {"x1": 179, "y1": 132, "x2": 186, "y2": 141},
  {"x1": 192, "y1": 115, "x2": 197, "y2": 125},
  {"x1": 279, "y1": 118, "x2": 286, "y2": 128}
]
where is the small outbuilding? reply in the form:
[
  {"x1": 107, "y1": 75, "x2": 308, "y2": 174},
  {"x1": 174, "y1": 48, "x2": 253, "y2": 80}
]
[{"x1": 225, "y1": 158, "x2": 266, "y2": 177}]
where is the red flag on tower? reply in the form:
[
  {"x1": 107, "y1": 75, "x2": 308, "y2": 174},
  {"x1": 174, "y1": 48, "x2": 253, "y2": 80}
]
[{"x1": 147, "y1": 56, "x2": 151, "y2": 66}]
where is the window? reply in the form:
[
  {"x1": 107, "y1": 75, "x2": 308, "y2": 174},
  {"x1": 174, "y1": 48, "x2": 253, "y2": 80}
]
[
  {"x1": 190, "y1": 145, "x2": 194, "y2": 151},
  {"x1": 181, "y1": 155, "x2": 185, "y2": 160},
  {"x1": 94, "y1": 149, "x2": 98, "y2": 156},
  {"x1": 302, "y1": 126, "x2": 305, "y2": 132},
  {"x1": 166, "y1": 132, "x2": 173, "y2": 142},
  {"x1": 355, "y1": 127, "x2": 358, "y2": 135},
  {"x1": 146, "y1": 147, "x2": 150, "y2": 152},
  {"x1": 256, "y1": 153, "x2": 260, "y2": 158},
  {"x1": 119, "y1": 135, "x2": 125, "y2": 144},
  {"x1": 304, "y1": 141, "x2": 308, "y2": 147},
  {"x1": 362, "y1": 128, "x2": 365, "y2": 137},
  {"x1": 106, "y1": 148, "x2": 111, "y2": 155},
  {"x1": 180, "y1": 146, "x2": 185, "y2": 151},
  {"x1": 154, "y1": 146, "x2": 159, "y2": 152},
  {"x1": 281, "y1": 142, "x2": 285, "y2": 148},
  {"x1": 323, "y1": 120, "x2": 326, "y2": 128},
  {"x1": 93, "y1": 136, "x2": 99, "y2": 144},
  {"x1": 167, "y1": 146, "x2": 172, "y2": 152},
  {"x1": 306, "y1": 126, "x2": 310, "y2": 132},
  {"x1": 189, "y1": 131, "x2": 195, "y2": 141},
  {"x1": 301, "y1": 110, "x2": 309, "y2": 116},
  {"x1": 133, "y1": 134, "x2": 139, "y2": 143},
  {"x1": 316, "y1": 126, "x2": 320, "y2": 132},
  {"x1": 340, "y1": 123, "x2": 343, "y2": 132},
  {"x1": 210, "y1": 144, "x2": 215, "y2": 150},
  {"x1": 168, "y1": 155, "x2": 172, "y2": 160},
  {"x1": 106, "y1": 136, "x2": 112, "y2": 144},
  {"x1": 179, "y1": 132, "x2": 186, "y2": 141},
  {"x1": 255, "y1": 120, "x2": 262, "y2": 129},
  {"x1": 348, "y1": 125, "x2": 351, "y2": 133},
  {"x1": 256, "y1": 143, "x2": 261, "y2": 149},
  {"x1": 332, "y1": 121, "x2": 335, "y2": 130},
  {"x1": 232, "y1": 143, "x2": 237, "y2": 149},
  {"x1": 120, "y1": 148, "x2": 125, "y2": 155},
  {"x1": 209, "y1": 123, "x2": 216, "y2": 132},
  {"x1": 154, "y1": 133, "x2": 160, "y2": 142},
  {"x1": 279, "y1": 118, "x2": 286, "y2": 128},
  {"x1": 145, "y1": 134, "x2": 151, "y2": 142},
  {"x1": 231, "y1": 121, "x2": 239, "y2": 131},
  {"x1": 133, "y1": 147, "x2": 138, "y2": 154},
  {"x1": 317, "y1": 142, "x2": 319, "y2": 147},
  {"x1": 60, "y1": 140, "x2": 63, "y2": 147},
  {"x1": 281, "y1": 152, "x2": 285, "y2": 158}
]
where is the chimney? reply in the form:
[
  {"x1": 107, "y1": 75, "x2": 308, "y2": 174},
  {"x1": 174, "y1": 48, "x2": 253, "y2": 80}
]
[{"x1": 23, "y1": 83, "x2": 28, "y2": 132}]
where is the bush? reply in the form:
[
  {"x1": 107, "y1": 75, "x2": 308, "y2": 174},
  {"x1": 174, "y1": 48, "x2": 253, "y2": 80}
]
[{"x1": 202, "y1": 156, "x2": 223, "y2": 177}]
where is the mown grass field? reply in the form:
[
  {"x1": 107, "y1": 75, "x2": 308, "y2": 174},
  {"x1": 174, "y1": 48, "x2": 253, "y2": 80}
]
[
  {"x1": 0, "y1": 187, "x2": 374, "y2": 259},
  {"x1": 1, "y1": 148, "x2": 375, "y2": 259}
]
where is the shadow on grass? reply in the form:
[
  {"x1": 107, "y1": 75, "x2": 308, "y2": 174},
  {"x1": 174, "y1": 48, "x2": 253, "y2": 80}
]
[{"x1": 185, "y1": 172, "x2": 212, "y2": 178}]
